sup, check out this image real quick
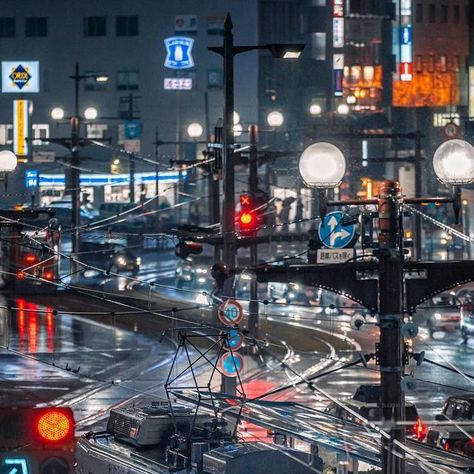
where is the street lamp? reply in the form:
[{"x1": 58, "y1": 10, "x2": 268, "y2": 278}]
[
  {"x1": 266, "y1": 110, "x2": 284, "y2": 128},
  {"x1": 309, "y1": 103, "x2": 322, "y2": 116},
  {"x1": 0, "y1": 150, "x2": 18, "y2": 172},
  {"x1": 51, "y1": 107, "x2": 65, "y2": 121},
  {"x1": 298, "y1": 142, "x2": 346, "y2": 188},
  {"x1": 187, "y1": 122, "x2": 204, "y2": 139},
  {"x1": 83, "y1": 107, "x2": 98, "y2": 120},
  {"x1": 208, "y1": 12, "x2": 304, "y2": 270},
  {"x1": 432, "y1": 139, "x2": 474, "y2": 185}
]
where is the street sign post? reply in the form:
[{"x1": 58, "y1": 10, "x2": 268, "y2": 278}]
[
  {"x1": 317, "y1": 248, "x2": 354, "y2": 264},
  {"x1": 218, "y1": 299, "x2": 243, "y2": 326},
  {"x1": 218, "y1": 352, "x2": 244, "y2": 377},
  {"x1": 222, "y1": 328, "x2": 244, "y2": 351},
  {"x1": 318, "y1": 211, "x2": 356, "y2": 249}
]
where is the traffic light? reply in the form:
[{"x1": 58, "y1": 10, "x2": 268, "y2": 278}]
[
  {"x1": 0, "y1": 407, "x2": 75, "y2": 474},
  {"x1": 238, "y1": 194, "x2": 258, "y2": 236},
  {"x1": 175, "y1": 239, "x2": 203, "y2": 259}
]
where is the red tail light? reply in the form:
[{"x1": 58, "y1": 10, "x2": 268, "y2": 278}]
[
  {"x1": 415, "y1": 418, "x2": 426, "y2": 440},
  {"x1": 16, "y1": 270, "x2": 25, "y2": 280},
  {"x1": 43, "y1": 271, "x2": 54, "y2": 280},
  {"x1": 24, "y1": 254, "x2": 38, "y2": 265},
  {"x1": 33, "y1": 408, "x2": 74, "y2": 444}
]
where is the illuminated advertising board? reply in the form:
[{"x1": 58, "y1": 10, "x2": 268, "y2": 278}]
[
  {"x1": 333, "y1": 0, "x2": 344, "y2": 17},
  {"x1": 2, "y1": 61, "x2": 39, "y2": 93},
  {"x1": 164, "y1": 37, "x2": 194, "y2": 69},
  {"x1": 164, "y1": 78, "x2": 193, "y2": 90},
  {"x1": 13, "y1": 100, "x2": 29, "y2": 156},
  {"x1": 399, "y1": 0, "x2": 412, "y2": 81},
  {"x1": 333, "y1": 18, "x2": 344, "y2": 48}
]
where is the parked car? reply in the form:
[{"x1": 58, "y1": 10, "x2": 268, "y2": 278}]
[
  {"x1": 79, "y1": 241, "x2": 140, "y2": 275},
  {"x1": 425, "y1": 394, "x2": 474, "y2": 456},
  {"x1": 324, "y1": 384, "x2": 425, "y2": 440},
  {"x1": 415, "y1": 293, "x2": 461, "y2": 338}
]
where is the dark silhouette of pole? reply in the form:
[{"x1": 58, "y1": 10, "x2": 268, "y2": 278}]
[
  {"x1": 248, "y1": 125, "x2": 259, "y2": 338},
  {"x1": 70, "y1": 63, "x2": 81, "y2": 278},
  {"x1": 378, "y1": 180, "x2": 405, "y2": 474},
  {"x1": 128, "y1": 93, "x2": 136, "y2": 203}
]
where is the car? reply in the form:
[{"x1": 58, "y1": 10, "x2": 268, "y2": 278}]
[
  {"x1": 324, "y1": 384, "x2": 425, "y2": 440},
  {"x1": 425, "y1": 394, "x2": 474, "y2": 456},
  {"x1": 175, "y1": 255, "x2": 213, "y2": 290},
  {"x1": 415, "y1": 293, "x2": 461, "y2": 338},
  {"x1": 47, "y1": 203, "x2": 96, "y2": 227},
  {"x1": 98, "y1": 202, "x2": 148, "y2": 228},
  {"x1": 79, "y1": 241, "x2": 140, "y2": 275}
]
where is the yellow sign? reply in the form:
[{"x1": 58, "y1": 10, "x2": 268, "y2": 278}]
[{"x1": 13, "y1": 99, "x2": 29, "y2": 156}]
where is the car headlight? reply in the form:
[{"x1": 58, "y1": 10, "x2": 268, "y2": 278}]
[
  {"x1": 434, "y1": 313, "x2": 442, "y2": 320},
  {"x1": 287, "y1": 292, "x2": 295, "y2": 300},
  {"x1": 196, "y1": 268, "x2": 208, "y2": 274},
  {"x1": 116, "y1": 256, "x2": 127, "y2": 266},
  {"x1": 197, "y1": 277, "x2": 206, "y2": 283},
  {"x1": 136, "y1": 257, "x2": 141, "y2": 265}
]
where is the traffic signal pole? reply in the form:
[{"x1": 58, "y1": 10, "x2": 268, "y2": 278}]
[
  {"x1": 378, "y1": 180, "x2": 406, "y2": 474},
  {"x1": 248, "y1": 125, "x2": 259, "y2": 339}
]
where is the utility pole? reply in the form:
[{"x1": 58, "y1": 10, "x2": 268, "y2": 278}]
[
  {"x1": 378, "y1": 180, "x2": 405, "y2": 473},
  {"x1": 210, "y1": 122, "x2": 222, "y2": 263},
  {"x1": 248, "y1": 125, "x2": 259, "y2": 339},
  {"x1": 414, "y1": 131, "x2": 423, "y2": 259},
  {"x1": 128, "y1": 93, "x2": 136, "y2": 204},
  {"x1": 154, "y1": 128, "x2": 160, "y2": 237},
  {"x1": 70, "y1": 63, "x2": 81, "y2": 278}
]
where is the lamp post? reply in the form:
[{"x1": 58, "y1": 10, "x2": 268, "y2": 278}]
[
  {"x1": 51, "y1": 63, "x2": 108, "y2": 277},
  {"x1": 297, "y1": 140, "x2": 474, "y2": 473},
  {"x1": 208, "y1": 12, "x2": 304, "y2": 275}
]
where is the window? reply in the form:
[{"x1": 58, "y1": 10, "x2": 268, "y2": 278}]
[
  {"x1": 427, "y1": 55, "x2": 434, "y2": 72},
  {"x1": 116, "y1": 16, "x2": 138, "y2": 36},
  {"x1": 117, "y1": 70, "x2": 139, "y2": 90},
  {"x1": 84, "y1": 71, "x2": 108, "y2": 91},
  {"x1": 439, "y1": 55, "x2": 447, "y2": 72},
  {"x1": 207, "y1": 15, "x2": 225, "y2": 35},
  {"x1": 311, "y1": 32, "x2": 326, "y2": 60},
  {"x1": 0, "y1": 124, "x2": 13, "y2": 145},
  {"x1": 453, "y1": 5, "x2": 460, "y2": 24},
  {"x1": 440, "y1": 4, "x2": 448, "y2": 23},
  {"x1": 0, "y1": 17, "x2": 15, "y2": 37},
  {"x1": 453, "y1": 55, "x2": 460, "y2": 72},
  {"x1": 428, "y1": 4, "x2": 436, "y2": 23},
  {"x1": 86, "y1": 124, "x2": 108, "y2": 139},
  {"x1": 415, "y1": 4, "x2": 423, "y2": 22},
  {"x1": 415, "y1": 55, "x2": 423, "y2": 72},
  {"x1": 25, "y1": 17, "x2": 47, "y2": 37},
  {"x1": 32, "y1": 124, "x2": 49, "y2": 145},
  {"x1": 84, "y1": 16, "x2": 106, "y2": 37}
]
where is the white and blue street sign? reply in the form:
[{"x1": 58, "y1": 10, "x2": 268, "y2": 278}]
[
  {"x1": 25, "y1": 170, "x2": 39, "y2": 188},
  {"x1": 318, "y1": 211, "x2": 356, "y2": 249},
  {"x1": 219, "y1": 352, "x2": 244, "y2": 378},
  {"x1": 164, "y1": 37, "x2": 194, "y2": 69},
  {"x1": 3, "y1": 457, "x2": 29, "y2": 474},
  {"x1": 124, "y1": 120, "x2": 141, "y2": 139}
]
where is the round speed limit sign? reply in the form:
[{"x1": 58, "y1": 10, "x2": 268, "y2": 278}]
[{"x1": 218, "y1": 299, "x2": 243, "y2": 326}]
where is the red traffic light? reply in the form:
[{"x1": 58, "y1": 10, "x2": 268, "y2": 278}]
[
  {"x1": 34, "y1": 408, "x2": 74, "y2": 444},
  {"x1": 238, "y1": 210, "x2": 257, "y2": 235}
]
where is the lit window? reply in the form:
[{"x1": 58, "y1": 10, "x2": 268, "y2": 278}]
[
  {"x1": 311, "y1": 32, "x2": 326, "y2": 60},
  {"x1": 86, "y1": 124, "x2": 108, "y2": 139},
  {"x1": 25, "y1": 17, "x2": 47, "y2": 37},
  {"x1": 453, "y1": 55, "x2": 460, "y2": 72},
  {"x1": 439, "y1": 55, "x2": 447, "y2": 72},
  {"x1": 84, "y1": 71, "x2": 108, "y2": 91},
  {"x1": 0, "y1": 17, "x2": 15, "y2": 37},
  {"x1": 84, "y1": 16, "x2": 106, "y2": 37},
  {"x1": 433, "y1": 113, "x2": 460, "y2": 127},
  {"x1": 32, "y1": 124, "x2": 49, "y2": 145},
  {"x1": 116, "y1": 16, "x2": 138, "y2": 36},
  {"x1": 427, "y1": 55, "x2": 435, "y2": 72}
]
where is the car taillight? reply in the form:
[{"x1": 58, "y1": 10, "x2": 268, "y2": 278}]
[
  {"x1": 35, "y1": 408, "x2": 74, "y2": 444},
  {"x1": 43, "y1": 271, "x2": 54, "y2": 280},
  {"x1": 24, "y1": 254, "x2": 38, "y2": 264},
  {"x1": 414, "y1": 418, "x2": 426, "y2": 440},
  {"x1": 16, "y1": 271, "x2": 25, "y2": 280}
]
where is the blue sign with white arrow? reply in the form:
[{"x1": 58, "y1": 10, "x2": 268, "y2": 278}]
[{"x1": 318, "y1": 211, "x2": 356, "y2": 249}]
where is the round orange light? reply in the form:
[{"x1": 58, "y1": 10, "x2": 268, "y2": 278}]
[
  {"x1": 37, "y1": 410, "x2": 71, "y2": 442},
  {"x1": 240, "y1": 212, "x2": 253, "y2": 225}
]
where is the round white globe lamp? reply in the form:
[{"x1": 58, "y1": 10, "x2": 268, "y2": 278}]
[
  {"x1": 51, "y1": 107, "x2": 65, "y2": 120},
  {"x1": 267, "y1": 111, "x2": 284, "y2": 127},
  {"x1": 309, "y1": 104, "x2": 322, "y2": 116},
  {"x1": 299, "y1": 142, "x2": 346, "y2": 188},
  {"x1": 233, "y1": 111, "x2": 240, "y2": 125},
  {"x1": 187, "y1": 122, "x2": 203, "y2": 138},
  {"x1": 337, "y1": 104, "x2": 350, "y2": 115},
  {"x1": 433, "y1": 139, "x2": 474, "y2": 185},
  {"x1": 83, "y1": 107, "x2": 98, "y2": 120},
  {"x1": 233, "y1": 123, "x2": 243, "y2": 137},
  {"x1": 0, "y1": 150, "x2": 18, "y2": 172}
]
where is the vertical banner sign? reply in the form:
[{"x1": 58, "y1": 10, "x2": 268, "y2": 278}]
[
  {"x1": 13, "y1": 100, "x2": 29, "y2": 156},
  {"x1": 332, "y1": 0, "x2": 345, "y2": 96},
  {"x1": 469, "y1": 67, "x2": 474, "y2": 118},
  {"x1": 399, "y1": 0, "x2": 413, "y2": 81}
]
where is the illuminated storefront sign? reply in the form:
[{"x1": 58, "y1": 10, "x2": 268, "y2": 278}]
[
  {"x1": 13, "y1": 99, "x2": 29, "y2": 156},
  {"x1": 333, "y1": 0, "x2": 344, "y2": 17},
  {"x1": 164, "y1": 37, "x2": 194, "y2": 69},
  {"x1": 469, "y1": 67, "x2": 474, "y2": 118},
  {"x1": 2, "y1": 61, "x2": 39, "y2": 93},
  {"x1": 164, "y1": 78, "x2": 193, "y2": 90},
  {"x1": 333, "y1": 54, "x2": 344, "y2": 97},
  {"x1": 333, "y1": 18, "x2": 344, "y2": 48},
  {"x1": 399, "y1": 0, "x2": 412, "y2": 81}
]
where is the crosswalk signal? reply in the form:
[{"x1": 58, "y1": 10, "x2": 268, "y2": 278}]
[{"x1": 238, "y1": 194, "x2": 258, "y2": 236}]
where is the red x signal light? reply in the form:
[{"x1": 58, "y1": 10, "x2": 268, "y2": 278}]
[{"x1": 240, "y1": 194, "x2": 251, "y2": 207}]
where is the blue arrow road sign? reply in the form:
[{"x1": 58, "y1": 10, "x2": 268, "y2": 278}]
[{"x1": 318, "y1": 211, "x2": 356, "y2": 249}]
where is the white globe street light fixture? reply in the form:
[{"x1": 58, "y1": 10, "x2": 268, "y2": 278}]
[
  {"x1": 433, "y1": 139, "x2": 474, "y2": 185},
  {"x1": 233, "y1": 111, "x2": 240, "y2": 125},
  {"x1": 0, "y1": 150, "x2": 18, "y2": 172},
  {"x1": 267, "y1": 110, "x2": 284, "y2": 127},
  {"x1": 83, "y1": 107, "x2": 98, "y2": 120},
  {"x1": 233, "y1": 123, "x2": 243, "y2": 137},
  {"x1": 299, "y1": 142, "x2": 346, "y2": 188},
  {"x1": 187, "y1": 122, "x2": 203, "y2": 138},
  {"x1": 309, "y1": 104, "x2": 322, "y2": 116},
  {"x1": 337, "y1": 103, "x2": 350, "y2": 115},
  {"x1": 51, "y1": 107, "x2": 65, "y2": 120}
]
